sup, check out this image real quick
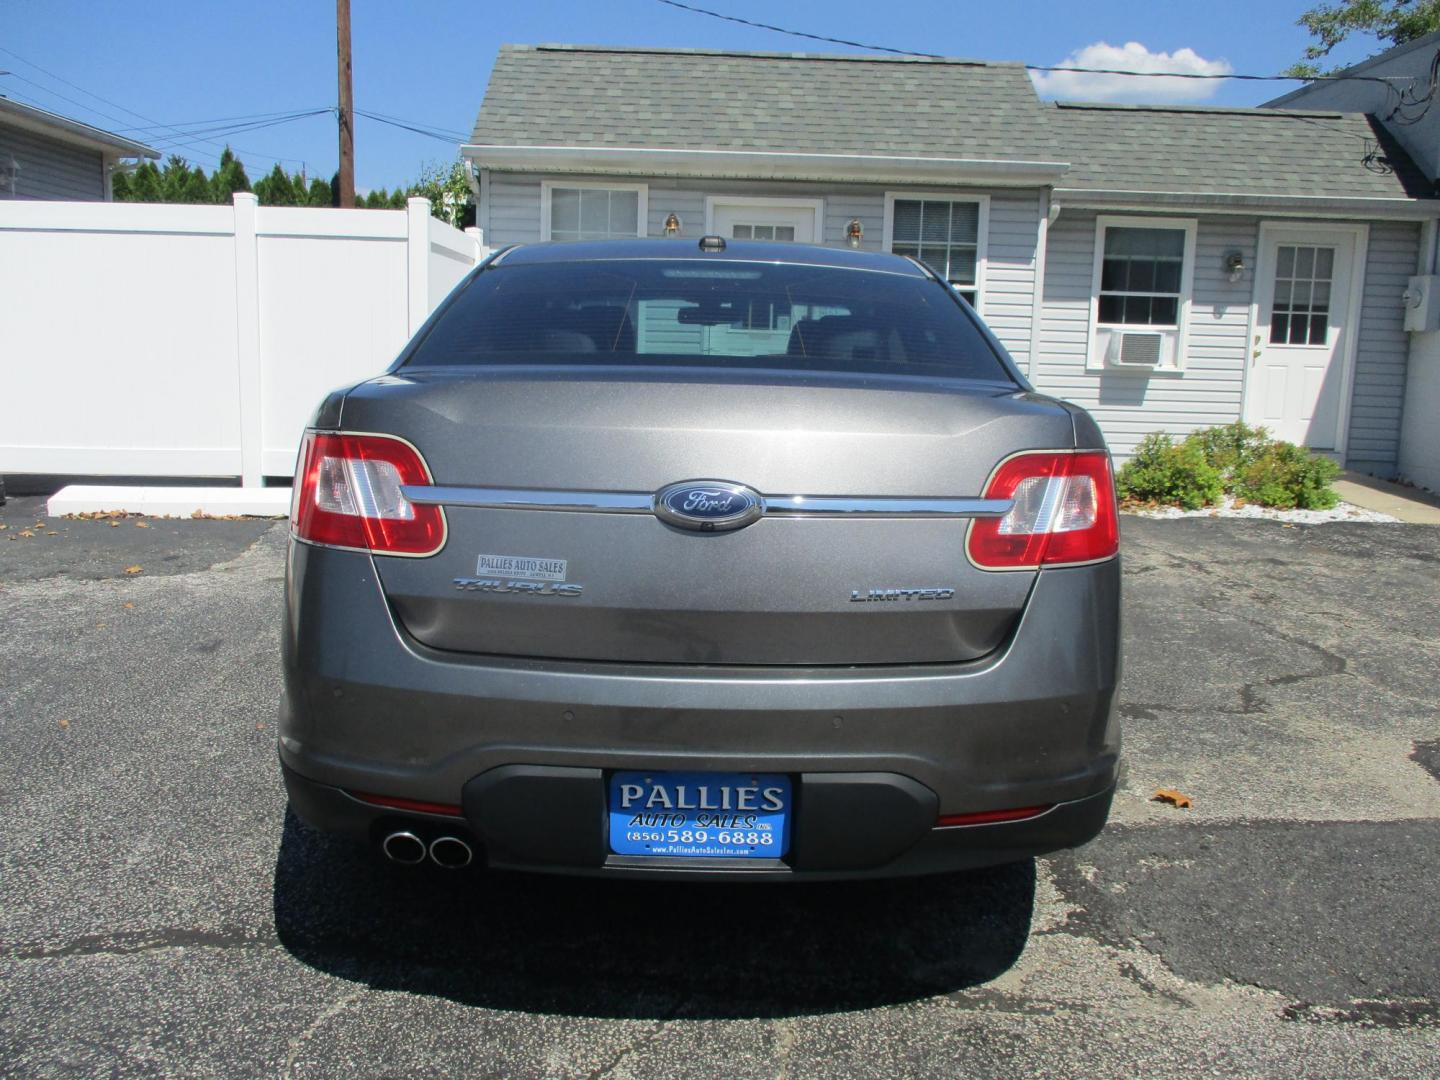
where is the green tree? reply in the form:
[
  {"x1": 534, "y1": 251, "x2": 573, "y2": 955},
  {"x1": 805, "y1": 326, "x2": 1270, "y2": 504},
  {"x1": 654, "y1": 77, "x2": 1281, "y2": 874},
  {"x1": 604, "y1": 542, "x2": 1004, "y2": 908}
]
[
  {"x1": 305, "y1": 176, "x2": 333, "y2": 207},
  {"x1": 405, "y1": 158, "x2": 472, "y2": 227},
  {"x1": 1284, "y1": 0, "x2": 1440, "y2": 77},
  {"x1": 253, "y1": 163, "x2": 298, "y2": 206},
  {"x1": 211, "y1": 147, "x2": 252, "y2": 202},
  {"x1": 157, "y1": 155, "x2": 192, "y2": 202},
  {"x1": 125, "y1": 160, "x2": 163, "y2": 202}
]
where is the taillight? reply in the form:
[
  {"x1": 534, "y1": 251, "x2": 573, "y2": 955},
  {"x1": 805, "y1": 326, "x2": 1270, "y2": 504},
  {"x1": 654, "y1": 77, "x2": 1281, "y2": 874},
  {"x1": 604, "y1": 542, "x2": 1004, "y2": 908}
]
[
  {"x1": 291, "y1": 431, "x2": 446, "y2": 556},
  {"x1": 967, "y1": 450, "x2": 1118, "y2": 570}
]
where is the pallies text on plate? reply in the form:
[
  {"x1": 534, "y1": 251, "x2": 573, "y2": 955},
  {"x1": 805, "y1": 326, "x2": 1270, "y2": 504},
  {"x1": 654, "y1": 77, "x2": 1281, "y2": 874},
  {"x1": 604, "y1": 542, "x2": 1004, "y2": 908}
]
[{"x1": 616, "y1": 781, "x2": 785, "y2": 812}]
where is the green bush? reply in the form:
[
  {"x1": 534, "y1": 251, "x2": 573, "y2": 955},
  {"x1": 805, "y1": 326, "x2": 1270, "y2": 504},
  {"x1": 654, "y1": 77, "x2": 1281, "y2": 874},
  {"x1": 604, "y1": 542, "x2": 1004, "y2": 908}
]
[
  {"x1": 1116, "y1": 424, "x2": 1342, "y2": 510},
  {"x1": 1115, "y1": 433, "x2": 1225, "y2": 510},
  {"x1": 1234, "y1": 442, "x2": 1341, "y2": 510},
  {"x1": 1186, "y1": 421, "x2": 1271, "y2": 477}
]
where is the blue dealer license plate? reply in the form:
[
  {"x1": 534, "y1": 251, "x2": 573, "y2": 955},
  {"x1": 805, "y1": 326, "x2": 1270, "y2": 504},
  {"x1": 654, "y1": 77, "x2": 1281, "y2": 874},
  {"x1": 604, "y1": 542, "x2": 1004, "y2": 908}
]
[{"x1": 608, "y1": 771, "x2": 791, "y2": 858}]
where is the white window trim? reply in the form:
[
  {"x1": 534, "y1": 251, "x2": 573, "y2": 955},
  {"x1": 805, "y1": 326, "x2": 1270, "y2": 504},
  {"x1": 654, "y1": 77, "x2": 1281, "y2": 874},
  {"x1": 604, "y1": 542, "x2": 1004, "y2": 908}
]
[
  {"x1": 882, "y1": 191, "x2": 990, "y2": 311},
  {"x1": 702, "y1": 195, "x2": 825, "y2": 242},
  {"x1": 1087, "y1": 214, "x2": 1198, "y2": 374},
  {"x1": 540, "y1": 180, "x2": 648, "y2": 241}
]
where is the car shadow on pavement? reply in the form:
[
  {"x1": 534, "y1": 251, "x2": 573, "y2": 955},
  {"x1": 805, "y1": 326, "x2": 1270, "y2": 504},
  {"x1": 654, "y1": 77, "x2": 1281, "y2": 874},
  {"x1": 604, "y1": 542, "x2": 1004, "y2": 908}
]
[{"x1": 272, "y1": 810, "x2": 1036, "y2": 1019}]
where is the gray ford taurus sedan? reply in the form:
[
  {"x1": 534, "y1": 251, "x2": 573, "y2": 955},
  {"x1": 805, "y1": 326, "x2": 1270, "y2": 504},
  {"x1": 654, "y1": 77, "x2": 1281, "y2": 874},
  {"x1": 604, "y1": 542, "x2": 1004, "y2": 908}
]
[{"x1": 280, "y1": 237, "x2": 1121, "y2": 879}]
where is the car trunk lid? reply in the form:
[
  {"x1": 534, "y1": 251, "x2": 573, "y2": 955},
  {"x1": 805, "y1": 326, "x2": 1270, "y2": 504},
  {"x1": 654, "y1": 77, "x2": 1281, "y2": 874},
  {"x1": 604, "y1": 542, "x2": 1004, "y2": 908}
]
[{"x1": 342, "y1": 370, "x2": 1074, "y2": 665}]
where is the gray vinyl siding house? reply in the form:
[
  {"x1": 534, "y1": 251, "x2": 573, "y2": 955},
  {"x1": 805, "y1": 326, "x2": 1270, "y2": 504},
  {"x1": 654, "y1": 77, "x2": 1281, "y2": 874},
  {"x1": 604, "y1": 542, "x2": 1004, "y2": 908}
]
[
  {"x1": 1265, "y1": 31, "x2": 1440, "y2": 490},
  {"x1": 464, "y1": 45, "x2": 1440, "y2": 473},
  {"x1": 0, "y1": 97, "x2": 159, "y2": 202}
]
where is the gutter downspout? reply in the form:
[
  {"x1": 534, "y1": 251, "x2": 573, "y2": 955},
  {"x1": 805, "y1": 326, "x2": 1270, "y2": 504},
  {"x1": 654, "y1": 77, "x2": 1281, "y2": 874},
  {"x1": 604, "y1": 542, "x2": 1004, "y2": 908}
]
[
  {"x1": 479, "y1": 166, "x2": 491, "y2": 241},
  {"x1": 462, "y1": 158, "x2": 485, "y2": 234},
  {"x1": 1029, "y1": 188, "x2": 1053, "y2": 382}
]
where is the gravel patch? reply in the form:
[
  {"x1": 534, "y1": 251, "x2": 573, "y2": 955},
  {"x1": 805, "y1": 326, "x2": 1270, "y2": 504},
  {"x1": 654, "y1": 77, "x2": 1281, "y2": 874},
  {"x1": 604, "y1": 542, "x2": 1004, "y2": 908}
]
[{"x1": 1125, "y1": 495, "x2": 1396, "y2": 524}]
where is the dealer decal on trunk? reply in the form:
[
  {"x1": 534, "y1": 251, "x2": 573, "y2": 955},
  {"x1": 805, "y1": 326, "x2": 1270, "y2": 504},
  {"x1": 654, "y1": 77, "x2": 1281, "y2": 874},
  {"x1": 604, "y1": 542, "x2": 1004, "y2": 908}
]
[{"x1": 455, "y1": 552, "x2": 582, "y2": 595}]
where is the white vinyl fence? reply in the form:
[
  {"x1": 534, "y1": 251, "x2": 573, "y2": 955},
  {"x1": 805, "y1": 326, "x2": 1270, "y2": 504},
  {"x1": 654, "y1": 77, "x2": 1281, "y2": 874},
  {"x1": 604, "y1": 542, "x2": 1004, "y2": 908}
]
[{"x1": 0, "y1": 195, "x2": 485, "y2": 486}]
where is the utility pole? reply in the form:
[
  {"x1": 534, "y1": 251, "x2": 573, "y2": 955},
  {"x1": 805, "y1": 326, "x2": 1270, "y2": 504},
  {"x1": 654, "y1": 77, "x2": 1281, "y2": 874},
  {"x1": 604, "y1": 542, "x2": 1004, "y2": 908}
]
[{"x1": 336, "y1": 0, "x2": 355, "y2": 207}]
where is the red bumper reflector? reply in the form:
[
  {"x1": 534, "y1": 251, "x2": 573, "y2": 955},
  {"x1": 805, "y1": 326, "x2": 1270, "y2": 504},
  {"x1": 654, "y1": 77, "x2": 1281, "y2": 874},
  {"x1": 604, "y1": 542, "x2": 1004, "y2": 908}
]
[
  {"x1": 935, "y1": 804, "x2": 1054, "y2": 828},
  {"x1": 349, "y1": 791, "x2": 464, "y2": 817}
]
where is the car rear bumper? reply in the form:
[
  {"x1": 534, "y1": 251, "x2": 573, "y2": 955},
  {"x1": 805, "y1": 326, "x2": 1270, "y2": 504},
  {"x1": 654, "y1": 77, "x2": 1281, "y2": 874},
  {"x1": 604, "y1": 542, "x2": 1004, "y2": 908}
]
[
  {"x1": 279, "y1": 540, "x2": 1121, "y2": 880},
  {"x1": 282, "y1": 759, "x2": 1114, "y2": 880}
]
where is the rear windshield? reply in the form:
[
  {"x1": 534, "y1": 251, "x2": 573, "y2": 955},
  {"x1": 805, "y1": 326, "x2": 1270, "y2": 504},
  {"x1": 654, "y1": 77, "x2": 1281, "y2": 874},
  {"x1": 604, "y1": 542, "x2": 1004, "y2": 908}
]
[{"x1": 403, "y1": 259, "x2": 1016, "y2": 383}]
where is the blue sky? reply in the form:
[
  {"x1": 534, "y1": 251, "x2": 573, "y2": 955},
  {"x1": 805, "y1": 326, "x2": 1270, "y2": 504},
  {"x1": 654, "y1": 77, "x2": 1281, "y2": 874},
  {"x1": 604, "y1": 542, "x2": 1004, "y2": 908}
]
[{"x1": 2, "y1": 1, "x2": 1402, "y2": 191}]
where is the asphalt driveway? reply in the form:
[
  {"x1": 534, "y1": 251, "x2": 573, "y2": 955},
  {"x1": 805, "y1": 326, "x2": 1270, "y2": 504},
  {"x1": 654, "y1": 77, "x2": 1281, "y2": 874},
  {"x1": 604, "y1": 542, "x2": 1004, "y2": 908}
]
[{"x1": 1, "y1": 497, "x2": 1437, "y2": 1077}]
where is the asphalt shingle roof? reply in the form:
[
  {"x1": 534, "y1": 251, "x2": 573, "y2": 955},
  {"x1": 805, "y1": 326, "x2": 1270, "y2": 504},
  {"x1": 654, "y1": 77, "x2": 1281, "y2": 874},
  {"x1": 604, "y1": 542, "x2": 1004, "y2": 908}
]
[
  {"x1": 471, "y1": 44, "x2": 1059, "y2": 162},
  {"x1": 471, "y1": 45, "x2": 1434, "y2": 202},
  {"x1": 1050, "y1": 102, "x2": 1432, "y2": 200}
]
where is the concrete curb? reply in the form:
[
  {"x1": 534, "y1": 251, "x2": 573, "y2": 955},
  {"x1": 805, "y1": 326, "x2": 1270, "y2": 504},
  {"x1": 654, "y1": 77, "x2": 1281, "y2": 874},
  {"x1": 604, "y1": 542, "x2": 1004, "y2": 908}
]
[{"x1": 46, "y1": 485, "x2": 290, "y2": 519}]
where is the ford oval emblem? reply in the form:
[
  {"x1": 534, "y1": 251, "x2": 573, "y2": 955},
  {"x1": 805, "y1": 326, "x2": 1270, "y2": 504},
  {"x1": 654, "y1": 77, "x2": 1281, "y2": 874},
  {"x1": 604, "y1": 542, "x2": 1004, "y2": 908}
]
[{"x1": 654, "y1": 480, "x2": 764, "y2": 532}]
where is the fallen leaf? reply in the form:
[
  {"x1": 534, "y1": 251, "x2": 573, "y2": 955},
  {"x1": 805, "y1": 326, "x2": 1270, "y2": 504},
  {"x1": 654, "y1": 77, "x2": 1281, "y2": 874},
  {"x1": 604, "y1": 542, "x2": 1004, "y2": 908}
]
[
  {"x1": 134, "y1": 521, "x2": 150, "y2": 529},
  {"x1": 123, "y1": 602, "x2": 135, "y2": 610},
  {"x1": 0, "y1": 524, "x2": 8, "y2": 531},
  {"x1": 1152, "y1": 788, "x2": 1193, "y2": 809},
  {"x1": 58, "y1": 718, "x2": 70, "y2": 730},
  {"x1": 122, "y1": 565, "x2": 143, "y2": 575},
  {"x1": 107, "y1": 520, "x2": 119, "y2": 528},
  {"x1": 256, "y1": 721, "x2": 267, "y2": 731},
  {"x1": 18, "y1": 530, "x2": 34, "y2": 539}
]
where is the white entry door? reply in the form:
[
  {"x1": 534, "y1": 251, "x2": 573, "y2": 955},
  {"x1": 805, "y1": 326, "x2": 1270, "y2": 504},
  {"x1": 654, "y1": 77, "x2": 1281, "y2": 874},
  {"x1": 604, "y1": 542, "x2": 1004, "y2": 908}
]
[
  {"x1": 707, "y1": 198, "x2": 821, "y2": 244},
  {"x1": 1246, "y1": 226, "x2": 1361, "y2": 450}
]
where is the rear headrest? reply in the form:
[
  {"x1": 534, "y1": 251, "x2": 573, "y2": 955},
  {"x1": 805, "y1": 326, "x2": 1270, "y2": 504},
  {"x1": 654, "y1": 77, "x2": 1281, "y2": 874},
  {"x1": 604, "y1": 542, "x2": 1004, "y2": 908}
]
[
  {"x1": 787, "y1": 315, "x2": 888, "y2": 362},
  {"x1": 536, "y1": 329, "x2": 597, "y2": 353}
]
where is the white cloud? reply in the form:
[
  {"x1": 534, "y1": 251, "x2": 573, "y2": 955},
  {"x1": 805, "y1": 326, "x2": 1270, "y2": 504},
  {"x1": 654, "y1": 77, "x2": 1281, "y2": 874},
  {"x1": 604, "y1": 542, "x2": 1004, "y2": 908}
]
[{"x1": 1029, "y1": 41, "x2": 1233, "y2": 104}]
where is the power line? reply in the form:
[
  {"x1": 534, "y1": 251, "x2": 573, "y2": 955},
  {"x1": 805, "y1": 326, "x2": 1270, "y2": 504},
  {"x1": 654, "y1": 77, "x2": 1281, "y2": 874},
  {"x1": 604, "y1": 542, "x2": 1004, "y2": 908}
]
[
  {"x1": 114, "y1": 108, "x2": 331, "y2": 134},
  {"x1": 354, "y1": 108, "x2": 466, "y2": 144},
  {"x1": 0, "y1": 45, "x2": 309, "y2": 167},
  {"x1": 146, "y1": 109, "x2": 333, "y2": 150},
  {"x1": 357, "y1": 107, "x2": 467, "y2": 140},
  {"x1": 655, "y1": 0, "x2": 938, "y2": 57},
  {"x1": 652, "y1": 0, "x2": 1418, "y2": 87}
]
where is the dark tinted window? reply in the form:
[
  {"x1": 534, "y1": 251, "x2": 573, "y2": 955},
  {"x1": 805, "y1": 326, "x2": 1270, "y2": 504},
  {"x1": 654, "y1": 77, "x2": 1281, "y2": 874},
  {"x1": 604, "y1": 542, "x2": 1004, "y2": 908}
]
[{"x1": 404, "y1": 260, "x2": 1015, "y2": 383}]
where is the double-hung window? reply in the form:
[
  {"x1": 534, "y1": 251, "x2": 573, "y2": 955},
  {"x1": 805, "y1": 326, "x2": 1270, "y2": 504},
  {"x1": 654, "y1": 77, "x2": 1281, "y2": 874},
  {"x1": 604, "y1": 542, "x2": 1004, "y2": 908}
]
[
  {"x1": 542, "y1": 182, "x2": 647, "y2": 242},
  {"x1": 1098, "y1": 227, "x2": 1186, "y2": 327},
  {"x1": 1090, "y1": 216, "x2": 1196, "y2": 371},
  {"x1": 885, "y1": 194, "x2": 987, "y2": 307}
]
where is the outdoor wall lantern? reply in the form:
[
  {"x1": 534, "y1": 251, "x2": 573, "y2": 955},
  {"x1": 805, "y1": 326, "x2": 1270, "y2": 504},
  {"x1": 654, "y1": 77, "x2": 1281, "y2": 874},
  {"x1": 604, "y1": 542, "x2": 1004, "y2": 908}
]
[
  {"x1": 846, "y1": 218, "x2": 864, "y2": 248},
  {"x1": 1224, "y1": 250, "x2": 1247, "y2": 282},
  {"x1": 663, "y1": 212, "x2": 682, "y2": 237}
]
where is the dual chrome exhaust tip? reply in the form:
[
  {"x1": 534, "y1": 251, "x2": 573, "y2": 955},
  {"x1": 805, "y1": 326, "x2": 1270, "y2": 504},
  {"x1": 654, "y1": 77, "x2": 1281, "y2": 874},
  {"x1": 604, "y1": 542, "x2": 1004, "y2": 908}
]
[{"x1": 381, "y1": 830, "x2": 473, "y2": 869}]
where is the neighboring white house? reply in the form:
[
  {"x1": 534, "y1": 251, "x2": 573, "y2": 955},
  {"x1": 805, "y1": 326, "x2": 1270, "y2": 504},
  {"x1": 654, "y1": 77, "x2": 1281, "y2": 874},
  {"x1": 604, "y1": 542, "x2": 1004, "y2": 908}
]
[
  {"x1": 0, "y1": 97, "x2": 159, "y2": 201},
  {"x1": 463, "y1": 44, "x2": 1440, "y2": 482},
  {"x1": 1266, "y1": 32, "x2": 1440, "y2": 490}
]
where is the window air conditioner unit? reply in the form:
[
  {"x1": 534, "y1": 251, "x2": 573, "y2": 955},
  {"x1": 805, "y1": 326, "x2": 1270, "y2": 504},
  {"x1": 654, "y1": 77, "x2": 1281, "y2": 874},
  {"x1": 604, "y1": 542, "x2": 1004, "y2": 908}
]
[{"x1": 1107, "y1": 331, "x2": 1163, "y2": 368}]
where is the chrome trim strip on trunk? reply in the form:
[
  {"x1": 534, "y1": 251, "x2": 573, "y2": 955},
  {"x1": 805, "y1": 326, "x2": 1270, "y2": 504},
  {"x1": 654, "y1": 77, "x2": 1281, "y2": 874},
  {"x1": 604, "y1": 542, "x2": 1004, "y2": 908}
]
[
  {"x1": 762, "y1": 496, "x2": 1012, "y2": 518},
  {"x1": 403, "y1": 486, "x2": 654, "y2": 513},
  {"x1": 402, "y1": 486, "x2": 1013, "y2": 519}
]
